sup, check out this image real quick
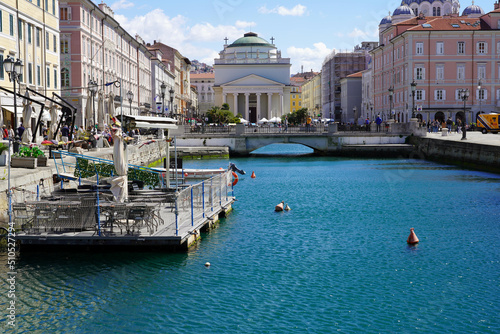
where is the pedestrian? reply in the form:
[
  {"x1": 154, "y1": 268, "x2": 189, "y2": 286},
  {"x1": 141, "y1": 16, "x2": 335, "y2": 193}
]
[
  {"x1": 375, "y1": 115, "x2": 382, "y2": 132},
  {"x1": 446, "y1": 117, "x2": 453, "y2": 132},
  {"x1": 17, "y1": 123, "x2": 25, "y2": 139},
  {"x1": 2, "y1": 125, "x2": 7, "y2": 139},
  {"x1": 284, "y1": 116, "x2": 288, "y2": 132},
  {"x1": 61, "y1": 124, "x2": 69, "y2": 148},
  {"x1": 365, "y1": 117, "x2": 370, "y2": 131},
  {"x1": 8, "y1": 126, "x2": 14, "y2": 139},
  {"x1": 306, "y1": 115, "x2": 312, "y2": 132}
]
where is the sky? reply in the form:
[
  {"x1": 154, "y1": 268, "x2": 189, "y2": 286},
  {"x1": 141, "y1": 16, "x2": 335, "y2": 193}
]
[{"x1": 108, "y1": 0, "x2": 494, "y2": 74}]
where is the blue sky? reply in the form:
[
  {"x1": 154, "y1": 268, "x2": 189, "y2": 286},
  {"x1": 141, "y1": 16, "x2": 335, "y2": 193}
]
[{"x1": 109, "y1": 0, "x2": 494, "y2": 74}]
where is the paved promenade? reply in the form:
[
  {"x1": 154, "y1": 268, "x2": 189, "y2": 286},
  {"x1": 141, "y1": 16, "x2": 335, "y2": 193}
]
[{"x1": 424, "y1": 131, "x2": 500, "y2": 146}]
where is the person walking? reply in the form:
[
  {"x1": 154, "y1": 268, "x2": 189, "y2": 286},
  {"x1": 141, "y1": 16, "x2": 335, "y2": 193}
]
[
  {"x1": 446, "y1": 117, "x2": 453, "y2": 132},
  {"x1": 375, "y1": 115, "x2": 382, "y2": 132},
  {"x1": 17, "y1": 123, "x2": 25, "y2": 139},
  {"x1": 365, "y1": 117, "x2": 370, "y2": 132}
]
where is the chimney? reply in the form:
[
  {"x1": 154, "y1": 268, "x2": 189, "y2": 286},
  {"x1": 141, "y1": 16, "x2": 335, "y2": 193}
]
[
  {"x1": 495, "y1": 1, "x2": 499, "y2": 10},
  {"x1": 154, "y1": 40, "x2": 157, "y2": 45}
]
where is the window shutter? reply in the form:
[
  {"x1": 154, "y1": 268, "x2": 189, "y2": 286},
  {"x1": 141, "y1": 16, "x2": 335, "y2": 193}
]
[
  {"x1": 442, "y1": 90, "x2": 446, "y2": 100},
  {"x1": 68, "y1": 8, "x2": 72, "y2": 20},
  {"x1": 476, "y1": 42, "x2": 479, "y2": 54},
  {"x1": 422, "y1": 68, "x2": 426, "y2": 80},
  {"x1": 434, "y1": 90, "x2": 438, "y2": 100},
  {"x1": 422, "y1": 90, "x2": 426, "y2": 101},
  {"x1": 484, "y1": 89, "x2": 488, "y2": 100},
  {"x1": 413, "y1": 68, "x2": 417, "y2": 80},
  {"x1": 485, "y1": 43, "x2": 488, "y2": 54},
  {"x1": 476, "y1": 90, "x2": 479, "y2": 100}
]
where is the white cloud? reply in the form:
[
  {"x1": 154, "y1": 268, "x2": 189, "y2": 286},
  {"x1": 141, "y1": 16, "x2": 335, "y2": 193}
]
[
  {"x1": 287, "y1": 42, "x2": 333, "y2": 73},
  {"x1": 258, "y1": 4, "x2": 307, "y2": 16},
  {"x1": 348, "y1": 27, "x2": 377, "y2": 39},
  {"x1": 110, "y1": 0, "x2": 134, "y2": 11},
  {"x1": 115, "y1": 10, "x2": 253, "y2": 65}
]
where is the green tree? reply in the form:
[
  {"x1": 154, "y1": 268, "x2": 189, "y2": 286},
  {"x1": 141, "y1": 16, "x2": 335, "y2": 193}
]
[{"x1": 284, "y1": 108, "x2": 308, "y2": 125}]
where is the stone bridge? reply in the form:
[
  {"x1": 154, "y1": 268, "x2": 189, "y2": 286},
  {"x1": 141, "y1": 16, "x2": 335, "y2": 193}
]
[{"x1": 172, "y1": 123, "x2": 426, "y2": 157}]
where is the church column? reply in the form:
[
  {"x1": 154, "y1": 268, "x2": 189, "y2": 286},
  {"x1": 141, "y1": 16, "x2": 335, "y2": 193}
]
[
  {"x1": 256, "y1": 93, "x2": 261, "y2": 120},
  {"x1": 244, "y1": 93, "x2": 250, "y2": 120},
  {"x1": 279, "y1": 93, "x2": 283, "y2": 116},
  {"x1": 233, "y1": 93, "x2": 238, "y2": 115},
  {"x1": 267, "y1": 93, "x2": 273, "y2": 118},
  {"x1": 223, "y1": 93, "x2": 227, "y2": 104}
]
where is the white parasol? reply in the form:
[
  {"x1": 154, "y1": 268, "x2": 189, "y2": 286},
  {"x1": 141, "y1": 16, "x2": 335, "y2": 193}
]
[
  {"x1": 110, "y1": 126, "x2": 128, "y2": 202},
  {"x1": 269, "y1": 116, "x2": 281, "y2": 123},
  {"x1": 85, "y1": 91, "x2": 93, "y2": 131},
  {"x1": 49, "y1": 103, "x2": 59, "y2": 140},
  {"x1": 21, "y1": 91, "x2": 33, "y2": 143},
  {"x1": 239, "y1": 118, "x2": 249, "y2": 124},
  {"x1": 108, "y1": 92, "x2": 116, "y2": 119},
  {"x1": 97, "y1": 90, "x2": 105, "y2": 131},
  {"x1": 258, "y1": 118, "x2": 269, "y2": 124}
]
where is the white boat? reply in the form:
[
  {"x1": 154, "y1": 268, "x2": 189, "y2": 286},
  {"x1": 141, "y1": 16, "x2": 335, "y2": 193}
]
[{"x1": 151, "y1": 167, "x2": 226, "y2": 179}]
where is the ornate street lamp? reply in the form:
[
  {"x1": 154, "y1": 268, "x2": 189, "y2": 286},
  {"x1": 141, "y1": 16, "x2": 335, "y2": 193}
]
[
  {"x1": 169, "y1": 87, "x2": 174, "y2": 118},
  {"x1": 160, "y1": 82, "x2": 166, "y2": 117},
  {"x1": 478, "y1": 79, "x2": 482, "y2": 117},
  {"x1": 410, "y1": 80, "x2": 417, "y2": 119},
  {"x1": 126, "y1": 90, "x2": 134, "y2": 122},
  {"x1": 388, "y1": 86, "x2": 395, "y2": 121},
  {"x1": 3, "y1": 56, "x2": 24, "y2": 153},
  {"x1": 459, "y1": 88, "x2": 469, "y2": 140},
  {"x1": 88, "y1": 80, "x2": 98, "y2": 133}
]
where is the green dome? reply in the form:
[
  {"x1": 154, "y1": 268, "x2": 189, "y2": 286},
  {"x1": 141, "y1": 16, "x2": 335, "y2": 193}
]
[{"x1": 228, "y1": 32, "x2": 275, "y2": 48}]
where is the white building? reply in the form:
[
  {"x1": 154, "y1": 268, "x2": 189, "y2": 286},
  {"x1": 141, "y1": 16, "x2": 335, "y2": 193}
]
[
  {"x1": 213, "y1": 32, "x2": 291, "y2": 123},
  {"x1": 191, "y1": 73, "x2": 215, "y2": 115}
]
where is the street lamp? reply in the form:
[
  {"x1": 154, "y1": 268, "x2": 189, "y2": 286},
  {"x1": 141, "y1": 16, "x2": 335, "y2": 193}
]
[
  {"x1": 126, "y1": 90, "x2": 134, "y2": 122},
  {"x1": 88, "y1": 79, "x2": 98, "y2": 134},
  {"x1": 388, "y1": 86, "x2": 394, "y2": 121},
  {"x1": 410, "y1": 80, "x2": 417, "y2": 119},
  {"x1": 459, "y1": 88, "x2": 469, "y2": 140},
  {"x1": 478, "y1": 79, "x2": 482, "y2": 117},
  {"x1": 160, "y1": 82, "x2": 166, "y2": 117},
  {"x1": 3, "y1": 56, "x2": 24, "y2": 153},
  {"x1": 169, "y1": 87, "x2": 174, "y2": 118}
]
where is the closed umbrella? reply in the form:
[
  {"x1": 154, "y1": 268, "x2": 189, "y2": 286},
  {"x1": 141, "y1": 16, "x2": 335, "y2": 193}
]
[
  {"x1": 97, "y1": 90, "x2": 105, "y2": 131},
  {"x1": 21, "y1": 91, "x2": 33, "y2": 143},
  {"x1": 108, "y1": 92, "x2": 115, "y2": 120},
  {"x1": 0, "y1": 96, "x2": 3, "y2": 128},
  {"x1": 110, "y1": 126, "x2": 128, "y2": 203},
  {"x1": 85, "y1": 90, "x2": 93, "y2": 131},
  {"x1": 49, "y1": 103, "x2": 59, "y2": 140}
]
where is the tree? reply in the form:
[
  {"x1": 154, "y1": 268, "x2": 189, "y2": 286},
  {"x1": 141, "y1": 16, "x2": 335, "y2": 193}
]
[{"x1": 284, "y1": 108, "x2": 308, "y2": 125}]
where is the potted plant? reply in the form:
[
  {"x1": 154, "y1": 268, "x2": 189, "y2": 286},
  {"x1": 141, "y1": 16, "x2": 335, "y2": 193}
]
[
  {"x1": 0, "y1": 143, "x2": 8, "y2": 166},
  {"x1": 11, "y1": 145, "x2": 46, "y2": 168}
]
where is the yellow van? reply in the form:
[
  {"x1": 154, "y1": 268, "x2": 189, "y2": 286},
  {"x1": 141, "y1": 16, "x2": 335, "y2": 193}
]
[{"x1": 477, "y1": 114, "x2": 499, "y2": 134}]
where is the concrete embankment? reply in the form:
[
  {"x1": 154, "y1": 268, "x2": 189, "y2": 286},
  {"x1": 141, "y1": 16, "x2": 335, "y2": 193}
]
[{"x1": 410, "y1": 132, "x2": 500, "y2": 173}]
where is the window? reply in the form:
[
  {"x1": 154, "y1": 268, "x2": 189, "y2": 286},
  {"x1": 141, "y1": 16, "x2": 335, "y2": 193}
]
[
  {"x1": 45, "y1": 0, "x2": 48, "y2": 11},
  {"x1": 46, "y1": 32, "x2": 49, "y2": 50},
  {"x1": 60, "y1": 7, "x2": 71, "y2": 20},
  {"x1": 28, "y1": 63, "x2": 33, "y2": 84},
  {"x1": 477, "y1": 42, "x2": 487, "y2": 54},
  {"x1": 435, "y1": 90, "x2": 445, "y2": 100},
  {"x1": 37, "y1": 0, "x2": 40, "y2": 6},
  {"x1": 18, "y1": 20, "x2": 22, "y2": 40},
  {"x1": 478, "y1": 65, "x2": 486, "y2": 79},
  {"x1": 292, "y1": 101, "x2": 296, "y2": 106},
  {"x1": 478, "y1": 89, "x2": 485, "y2": 100},
  {"x1": 46, "y1": 67, "x2": 50, "y2": 87},
  {"x1": 458, "y1": 41, "x2": 465, "y2": 54},
  {"x1": 436, "y1": 65, "x2": 444, "y2": 81},
  {"x1": 61, "y1": 39, "x2": 69, "y2": 53},
  {"x1": 61, "y1": 68, "x2": 70, "y2": 87},
  {"x1": 416, "y1": 42, "x2": 423, "y2": 55},
  {"x1": 0, "y1": 10, "x2": 2, "y2": 32},
  {"x1": 413, "y1": 8, "x2": 418, "y2": 16},
  {"x1": 415, "y1": 66, "x2": 425, "y2": 80},
  {"x1": 52, "y1": 0, "x2": 56, "y2": 15},
  {"x1": 36, "y1": 28, "x2": 40, "y2": 47},
  {"x1": 457, "y1": 64, "x2": 465, "y2": 80},
  {"x1": 433, "y1": 7, "x2": 441, "y2": 16},
  {"x1": 53, "y1": 35, "x2": 56, "y2": 52},
  {"x1": 0, "y1": 55, "x2": 3, "y2": 80},
  {"x1": 27, "y1": 23, "x2": 32, "y2": 43},
  {"x1": 436, "y1": 42, "x2": 444, "y2": 55},
  {"x1": 37, "y1": 65, "x2": 41, "y2": 85},
  {"x1": 416, "y1": 90, "x2": 424, "y2": 101},
  {"x1": 9, "y1": 14, "x2": 14, "y2": 36},
  {"x1": 497, "y1": 42, "x2": 500, "y2": 55}
]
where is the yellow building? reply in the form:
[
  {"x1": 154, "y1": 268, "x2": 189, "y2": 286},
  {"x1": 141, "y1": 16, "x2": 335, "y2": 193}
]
[
  {"x1": 0, "y1": 0, "x2": 60, "y2": 140},
  {"x1": 290, "y1": 85, "x2": 302, "y2": 113},
  {"x1": 302, "y1": 73, "x2": 322, "y2": 117}
]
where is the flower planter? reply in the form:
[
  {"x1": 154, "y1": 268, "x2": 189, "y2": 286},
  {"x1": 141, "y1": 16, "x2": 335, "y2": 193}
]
[
  {"x1": 37, "y1": 156, "x2": 48, "y2": 167},
  {"x1": 11, "y1": 157, "x2": 37, "y2": 169}
]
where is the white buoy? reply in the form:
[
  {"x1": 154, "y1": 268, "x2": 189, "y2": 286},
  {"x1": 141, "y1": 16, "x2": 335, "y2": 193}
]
[
  {"x1": 205, "y1": 262, "x2": 211, "y2": 267},
  {"x1": 284, "y1": 204, "x2": 291, "y2": 211}
]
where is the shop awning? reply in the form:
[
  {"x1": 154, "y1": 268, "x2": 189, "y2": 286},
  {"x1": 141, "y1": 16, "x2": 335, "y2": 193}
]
[{"x1": 123, "y1": 115, "x2": 178, "y2": 130}]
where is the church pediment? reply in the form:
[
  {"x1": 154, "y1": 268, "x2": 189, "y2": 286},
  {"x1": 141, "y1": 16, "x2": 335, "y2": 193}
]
[{"x1": 222, "y1": 74, "x2": 285, "y2": 87}]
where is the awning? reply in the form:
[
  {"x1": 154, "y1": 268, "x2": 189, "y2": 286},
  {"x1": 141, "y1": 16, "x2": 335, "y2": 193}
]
[
  {"x1": 1, "y1": 106, "x2": 16, "y2": 114},
  {"x1": 134, "y1": 121, "x2": 178, "y2": 129},
  {"x1": 123, "y1": 115, "x2": 178, "y2": 130}
]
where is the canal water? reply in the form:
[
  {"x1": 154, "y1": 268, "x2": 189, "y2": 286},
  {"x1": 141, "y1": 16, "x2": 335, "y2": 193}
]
[{"x1": 1, "y1": 144, "x2": 499, "y2": 333}]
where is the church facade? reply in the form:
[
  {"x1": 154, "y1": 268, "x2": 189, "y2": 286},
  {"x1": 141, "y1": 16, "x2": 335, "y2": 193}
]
[{"x1": 213, "y1": 33, "x2": 292, "y2": 123}]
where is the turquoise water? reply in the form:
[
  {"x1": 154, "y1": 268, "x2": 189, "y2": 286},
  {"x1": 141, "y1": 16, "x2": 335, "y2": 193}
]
[{"x1": 1, "y1": 144, "x2": 500, "y2": 333}]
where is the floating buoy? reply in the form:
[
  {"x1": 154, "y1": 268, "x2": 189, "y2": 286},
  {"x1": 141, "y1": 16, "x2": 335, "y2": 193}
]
[
  {"x1": 284, "y1": 204, "x2": 291, "y2": 211},
  {"x1": 205, "y1": 262, "x2": 211, "y2": 267},
  {"x1": 407, "y1": 228, "x2": 419, "y2": 245},
  {"x1": 251, "y1": 171, "x2": 256, "y2": 178},
  {"x1": 275, "y1": 201, "x2": 284, "y2": 212},
  {"x1": 184, "y1": 173, "x2": 188, "y2": 177}
]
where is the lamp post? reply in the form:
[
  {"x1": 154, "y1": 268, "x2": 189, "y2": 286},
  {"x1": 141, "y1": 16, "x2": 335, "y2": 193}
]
[
  {"x1": 459, "y1": 88, "x2": 469, "y2": 140},
  {"x1": 410, "y1": 80, "x2": 417, "y2": 119},
  {"x1": 160, "y1": 82, "x2": 166, "y2": 117},
  {"x1": 88, "y1": 80, "x2": 98, "y2": 134},
  {"x1": 3, "y1": 56, "x2": 24, "y2": 153},
  {"x1": 126, "y1": 90, "x2": 134, "y2": 126},
  {"x1": 478, "y1": 79, "x2": 482, "y2": 117},
  {"x1": 388, "y1": 86, "x2": 394, "y2": 121},
  {"x1": 169, "y1": 87, "x2": 174, "y2": 118}
]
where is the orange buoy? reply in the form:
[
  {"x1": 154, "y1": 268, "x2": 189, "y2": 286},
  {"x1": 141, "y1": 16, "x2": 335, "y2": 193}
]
[
  {"x1": 184, "y1": 173, "x2": 188, "y2": 177},
  {"x1": 231, "y1": 172, "x2": 238, "y2": 186},
  {"x1": 251, "y1": 171, "x2": 256, "y2": 178},
  {"x1": 275, "y1": 201, "x2": 284, "y2": 212},
  {"x1": 407, "y1": 228, "x2": 419, "y2": 245}
]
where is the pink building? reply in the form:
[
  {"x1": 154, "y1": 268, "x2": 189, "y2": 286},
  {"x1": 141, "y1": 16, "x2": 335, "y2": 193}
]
[
  {"x1": 371, "y1": 2, "x2": 500, "y2": 124},
  {"x1": 59, "y1": 1, "x2": 153, "y2": 127}
]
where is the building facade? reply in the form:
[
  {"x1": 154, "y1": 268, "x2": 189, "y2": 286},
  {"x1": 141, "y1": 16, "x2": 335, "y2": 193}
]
[
  {"x1": 371, "y1": 2, "x2": 500, "y2": 123},
  {"x1": 340, "y1": 72, "x2": 363, "y2": 124},
  {"x1": 190, "y1": 73, "x2": 215, "y2": 115},
  {"x1": 213, "y1": 32, "x2": 291, "y2": 123},
  {"x1": 147, "y1": 46, "x2": 175, "y2": 116},
  {"x1": 0, "y1": 0, "x2": 61, "y2": 140},
  {"x1": 301, "y1": 73, "x2": 322, "y2": 117},
  {"x1": 59, "y1": 0, "x2": 154, "y2": 128}
]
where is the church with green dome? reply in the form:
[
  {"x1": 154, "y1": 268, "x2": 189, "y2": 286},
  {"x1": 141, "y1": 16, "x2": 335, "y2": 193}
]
[{"x1": 213, "y1": 32, "x2": 292, "y2": 123}]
